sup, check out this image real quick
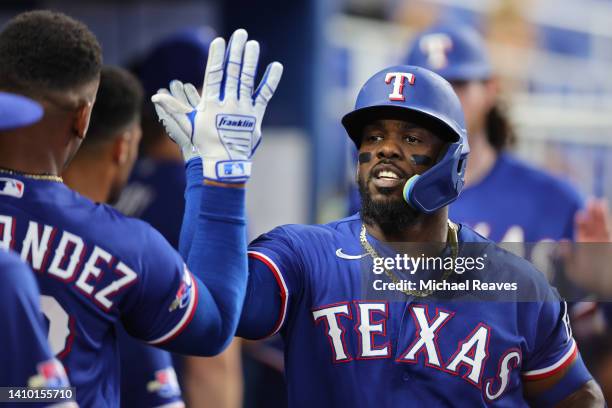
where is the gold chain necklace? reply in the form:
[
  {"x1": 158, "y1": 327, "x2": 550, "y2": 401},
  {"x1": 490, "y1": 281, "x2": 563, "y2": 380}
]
[
  {"x1": 359, "y1": 220, "x2": 459, "y2": 297},
  {"x1": 0, "y1": 167, "x2": 63, "y2": 183}
]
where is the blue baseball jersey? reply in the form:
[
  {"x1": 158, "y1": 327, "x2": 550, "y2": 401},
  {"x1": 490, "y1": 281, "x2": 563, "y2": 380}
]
[
  {"x1": 238, "y1": 214, "x2": 589, "y2": 407},
  {"x1": 0, "y1": 176, "x2": 198, "y2": 407},
  {"x1": 0, "y1": 250, "x2": 70, "y2": 397},
  {"x1": 449, "y1": 153, "x2": 583, "y2": 242},
  {"x1": 117, "y1": 325, "x2": 182, "y2": 408}
]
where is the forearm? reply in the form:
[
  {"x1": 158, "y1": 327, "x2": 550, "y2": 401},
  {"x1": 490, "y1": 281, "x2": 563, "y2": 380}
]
[
  {"x1": 184, "y1": 339, "x2": 243, "y2": 408},
  {"x1": 178, "y1": 158, "x2": 203, "y2": 259},
  {"x1": 186, "y1": 184, "x2": 248, "y2": 351},
  {"x1": 554, "y1": 380, "x2": 605, "y2": 408}
]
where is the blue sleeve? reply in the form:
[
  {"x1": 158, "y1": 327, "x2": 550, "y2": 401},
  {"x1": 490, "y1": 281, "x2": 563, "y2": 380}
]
[
  {"x1": 120, "y1": 226, "x2": 201, "y2": 344},
  {"x1": 0, "y1": 253, "x2": 70, "y2": 390},
  {"x1": 237, "y1": 227, "x2": 303, "y2": 339},
  {"x1": 125, "y1": 158, "x2": 247, "y2": 355},
  {"x1": 178, "y1": 158, "x2": 203, "y2": 259},
  {"x1": 117, "y1": 325, "x2": 183, "y2": 408},
  {"x1": 159, "y1": 180, "x2": 247, "y2": 355},
  {"x1": 128, "y1": 156, "x2": 248, "y2": 354},
  {"x1": 523, "y1": 297, "x2": 578, "y2": 378},
  {"x1": 528, "y1": 357, "x2": 593, "y2": 407}
]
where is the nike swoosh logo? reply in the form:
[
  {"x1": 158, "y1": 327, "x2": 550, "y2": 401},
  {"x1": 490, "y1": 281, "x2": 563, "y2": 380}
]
[{"x1": 335, "y1": 248, "x2": 368, "y2": 260}]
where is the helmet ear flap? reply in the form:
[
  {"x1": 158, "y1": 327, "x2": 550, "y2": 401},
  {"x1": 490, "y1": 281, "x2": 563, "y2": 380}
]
[{"x1": 403, "y1": 142, "x2": 466, "y2": 214}]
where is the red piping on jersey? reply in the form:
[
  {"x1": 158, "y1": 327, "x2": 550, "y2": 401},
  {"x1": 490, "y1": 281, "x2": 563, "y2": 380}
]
[
  {"x1": 522, "y1": 340, "x2": 578, "y2": 381},
  {"x1": 154, "y1": 271, "x2": 199, "y2": 345},
  {"x1": 248, "y1": 251, "x2": 288, "y2": 338}
]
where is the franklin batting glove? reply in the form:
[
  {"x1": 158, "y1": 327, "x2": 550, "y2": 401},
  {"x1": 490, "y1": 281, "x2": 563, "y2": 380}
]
[{"x1": 152, "y1": 28, "x2": 283, "y2": 183}]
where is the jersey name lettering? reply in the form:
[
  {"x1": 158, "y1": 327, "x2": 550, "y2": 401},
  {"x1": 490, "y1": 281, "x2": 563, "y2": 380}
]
[{"x1": 0, "y1": 216, "x2": 137, "y2": 310}]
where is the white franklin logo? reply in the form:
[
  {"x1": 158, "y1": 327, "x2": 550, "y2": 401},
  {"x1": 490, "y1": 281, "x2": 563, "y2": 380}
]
[{"x1": 335, "y1": 248, "x2": 368, "y2": 260}]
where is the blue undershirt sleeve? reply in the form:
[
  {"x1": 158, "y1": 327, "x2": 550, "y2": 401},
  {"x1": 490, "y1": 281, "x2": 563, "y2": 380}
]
[{"x1": 161, "y1": 180, "x2": 247, "y2": 355}]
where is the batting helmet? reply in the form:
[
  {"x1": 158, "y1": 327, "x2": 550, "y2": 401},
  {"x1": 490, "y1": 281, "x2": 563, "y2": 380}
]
[
  {"x1": 342, "y1": 65, "x2": 469, "y2": 214},
  {"x1": 404, "y1": 24, "x2": 491, "y2": 81}
]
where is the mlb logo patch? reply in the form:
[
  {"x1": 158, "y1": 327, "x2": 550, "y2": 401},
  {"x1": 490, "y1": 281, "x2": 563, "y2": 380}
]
[
  {"x1": 147, "y1": 367, "x2": 181, "y2": 399},
  {"x1": 28, "y1": 359, "x2": 69, "y2": 388},
  {"x1": 169, "y1": 266, "x2": 193, "y2": 312},
  {"x1": 0, "y1": 177, "x2": 24, "y2": 198}
]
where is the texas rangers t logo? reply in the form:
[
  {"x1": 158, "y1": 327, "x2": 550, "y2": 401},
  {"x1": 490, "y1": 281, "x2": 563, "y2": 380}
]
[
  {"x1": 419, "y1": 33, "x2": 453, "y2": 69},
  {"x1": 384, "y1": 72, "x2": 415, "y2": 102}
]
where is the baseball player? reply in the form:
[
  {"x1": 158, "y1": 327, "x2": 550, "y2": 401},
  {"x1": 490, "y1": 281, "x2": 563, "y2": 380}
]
[
  {"x1": 63, "y1": 66, "x2": 184, "y2": 408},
  {"x1": 0, "y1": 11, "x2": 281, "y2": 407},
  {"x1": 153, "y1": 54, "x2": 604, "y2": 405},
  {"x1": 0, "y1": 92, "x2": 73, "y2": 405},
  {"x1": 404, "y1": 24, "x2": 585, "y2": 243}
]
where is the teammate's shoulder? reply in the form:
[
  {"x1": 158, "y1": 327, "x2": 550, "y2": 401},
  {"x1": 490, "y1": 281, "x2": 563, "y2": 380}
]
[
  {"x1": 499, "y1": 154, "x2": 582, "y2": 203},
  {"x1": 64, "y1": 195, "x2": 171, "y2": 260}
]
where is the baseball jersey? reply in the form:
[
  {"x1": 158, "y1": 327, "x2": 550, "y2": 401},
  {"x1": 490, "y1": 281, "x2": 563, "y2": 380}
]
[
  {"x1": 239, "y1": 214, "x2": 589, "y2": 407},
  {"x1": 117, "y1": 325, "x2": 182, "y2": 408},
  {"x1": 449, "y1": 153, "x2": 583, "y2": 242},
  {"x1": 0, "y1": 250, "x2": 70, "y2": 396},
  {"x1": 0, "y1": 175, "x2": 197, "y2": 407}
]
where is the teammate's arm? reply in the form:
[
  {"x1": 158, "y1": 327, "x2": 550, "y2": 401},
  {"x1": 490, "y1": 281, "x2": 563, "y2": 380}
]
[{"x1": 142, "y1": 29, "x2": 282, "y2": 354}]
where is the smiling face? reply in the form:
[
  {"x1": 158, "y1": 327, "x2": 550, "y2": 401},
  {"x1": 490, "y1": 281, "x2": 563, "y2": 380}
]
[{"x1": 357, "y1": 118, "x2": 446, "y2": 230}]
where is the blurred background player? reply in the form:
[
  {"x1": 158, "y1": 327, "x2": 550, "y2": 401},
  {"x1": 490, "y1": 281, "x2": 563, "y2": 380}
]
[
  {"x1": 63, "y1": 65, "x2": 184, "y2": 408},
  {"x1": 403, "y1": 21, "x2": 612, "y2": 393},
  {"x1": 0, "y1": 11, "x2": 257, "y2": 406},
  {"x1": 0, "y1": 92, "x2": 74, "y2": 407},
  {"x1": 115, "y1": 28, "x2": 243, "y2": 408},
  {"x1": 404, "y1": 23, "x2": 586, "y2": 243}
]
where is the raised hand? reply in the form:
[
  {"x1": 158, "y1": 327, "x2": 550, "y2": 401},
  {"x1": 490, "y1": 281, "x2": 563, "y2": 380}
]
[{"x1": 152, "y1": 29, "x2": 283, "y2": 184}]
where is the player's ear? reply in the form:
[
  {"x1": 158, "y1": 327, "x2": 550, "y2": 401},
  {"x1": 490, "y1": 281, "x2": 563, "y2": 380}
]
[
  {"x1": 112, "y1": 132, "x2": 131, "y2": 165},
  {"x1": 73, "y1": 101, "x2": 94, "y2": 140}
]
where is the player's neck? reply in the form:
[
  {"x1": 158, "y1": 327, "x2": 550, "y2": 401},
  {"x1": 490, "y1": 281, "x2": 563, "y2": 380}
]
[
  {"x1": 464, "y1": 131, "x2": 497, "y2": 187},
  {"x1": 366, "y1": 209, "x2": 448, "y2": 243},
  {"x1": 0, "y1": 127, "x2": 67, "y2": 176},
  {"x1": 63, "y1": 157, "x2": 112, "y2": 203}
]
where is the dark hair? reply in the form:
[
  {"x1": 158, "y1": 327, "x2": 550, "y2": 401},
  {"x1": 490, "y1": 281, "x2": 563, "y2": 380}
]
[
  {"x1": 85, "y1": 66, "x2": 143, "y2": 145},
  {"x1": 485, "y1": 102, "x2": 516, "y2": 152},
  {"x1": 0, "y1": 10, "x2": 102, "y2": 94}
]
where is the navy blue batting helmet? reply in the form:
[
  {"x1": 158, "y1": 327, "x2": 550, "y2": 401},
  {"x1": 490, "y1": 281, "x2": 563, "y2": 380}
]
[
  {"x1": 404, "y1": 24, "x2": 491, "y2": 81},
  {"x1": 342, "y1": 65, "x2": 469, "y2": 214}
]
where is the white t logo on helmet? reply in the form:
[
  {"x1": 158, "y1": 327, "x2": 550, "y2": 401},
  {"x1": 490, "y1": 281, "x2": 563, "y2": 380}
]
[
  {"x1": 385, "y1": 72, "x2": 415, "y2": 102},
  {"x1": 419, "y1": 33, "x2": 453, "y2": 69}
]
